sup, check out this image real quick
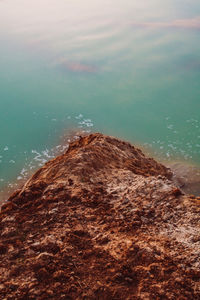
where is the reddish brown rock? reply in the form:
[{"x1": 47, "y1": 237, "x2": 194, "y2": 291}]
[{"x1": 0, "y1": 133, "x2": 199, "y2": 299}]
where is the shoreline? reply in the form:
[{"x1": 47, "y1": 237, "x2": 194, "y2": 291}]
[
  {"x1": 0, "y1": 128, "x2": 88, "y2": 205},
  {"x1": 136, "y1": 142, "x2": 200, "y2": 196},
  {"x1": 1, "y1": 133, "x2": 200, "y2": 205},
  {"x1": 167, "y1": 161, "x2": 200, "y2": 196}
]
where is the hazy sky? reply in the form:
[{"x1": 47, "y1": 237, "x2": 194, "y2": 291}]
[{"x1": 0, "y1": 0, "x2": 199, "y2": 35}]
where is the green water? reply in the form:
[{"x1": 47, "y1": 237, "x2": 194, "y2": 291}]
[{"x1": 0, "y1": 0, "x2": 200, "y2": 197}]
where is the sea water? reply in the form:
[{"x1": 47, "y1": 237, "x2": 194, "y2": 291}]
[{"x1": 0, "y1": 0, "x2": 200, "y2": 199}]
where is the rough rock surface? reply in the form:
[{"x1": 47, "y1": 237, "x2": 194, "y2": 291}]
[{"x1": 0, "y1": 133, "x2": 199, "y2": 300}]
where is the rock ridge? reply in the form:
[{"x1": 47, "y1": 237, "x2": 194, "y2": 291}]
[{"x1": 0, "y1": 133, "x2": 199, "y2": 299}]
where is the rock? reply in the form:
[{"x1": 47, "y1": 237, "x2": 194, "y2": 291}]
[
  {"x1": 0, "y1": 284, "x2": 5, "y2": 291},
  {"x1": 36, "y1": 268, "x2": 50, "y2": 281},
  {"x1": 125, "y1": 277, "x2": 133, "y2": 283},
  {"x1": 53, "y1": 270, "x2": 67, "y2": 281},
  {"x1": 1, "y1": 227, "x2": 17, "y2": 238},
  {"x1": 0, "y1": 243, "x2": 7, "y2": 255},
  {"x1": 0, "y1": 133, "x2": 199, "y2": 299}
]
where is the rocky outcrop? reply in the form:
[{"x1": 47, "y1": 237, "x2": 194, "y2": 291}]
[{"x1": 0, "y1": 133, "x2": 199, "y2": 299}]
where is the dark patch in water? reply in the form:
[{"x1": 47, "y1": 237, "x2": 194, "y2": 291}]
[{"x1": 60, "y1": 61, "x2": 97, "y2": 73}]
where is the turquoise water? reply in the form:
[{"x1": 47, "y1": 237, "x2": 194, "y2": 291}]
[{"x1": 0, "y1": 0, "x2": 200, "y2": 197}]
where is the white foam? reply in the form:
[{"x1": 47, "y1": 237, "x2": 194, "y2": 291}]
[
  {"x1": 9, "y1": 160, "x2": 15, "y2": 164},
  {"x1": 167, "y1": 124, "x2": 173, "y2": 130},
  {"x1": 75, "y1": 114, "x2": 83, "y2": 119}
]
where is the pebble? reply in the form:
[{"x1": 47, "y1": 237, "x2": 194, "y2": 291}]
[{"x1": 125, "y1": 277, "x2": 133, "y2": 283}]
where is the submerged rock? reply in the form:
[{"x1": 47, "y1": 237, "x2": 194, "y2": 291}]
[{"x1": 0, "y1": 133, "x2": 199, "y2": 299}]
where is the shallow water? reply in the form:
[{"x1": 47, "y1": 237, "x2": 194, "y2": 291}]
[{"x1": 0, "y1": 0, "x2": 200, "y2": 198}]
